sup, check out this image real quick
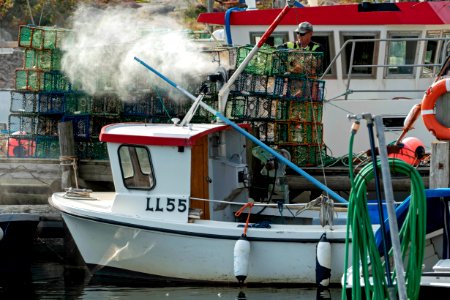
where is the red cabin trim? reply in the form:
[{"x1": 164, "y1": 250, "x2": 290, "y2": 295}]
[
  {"x1": 99, "y1": 123, "x2": 250, "y2": 147},
  {"x1": 197, "y1": 2, "x2": 450, "y2": 26}
]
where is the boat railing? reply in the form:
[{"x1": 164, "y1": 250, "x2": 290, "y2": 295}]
[{"x1": 321, "y1": 37, "x2": 450, "y2": 100}]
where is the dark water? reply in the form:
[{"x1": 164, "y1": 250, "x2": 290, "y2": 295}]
[{"x1": 0, "y1": 261, "x2": 342, "y2": 299}]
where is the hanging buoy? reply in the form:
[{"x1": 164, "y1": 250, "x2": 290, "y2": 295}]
[
  {"x1": 388, "y1": 136, "x2": 425, "y2": 167},
  {"x1": 316, "y1": 233, "x2": 331, "y2": 287},
  {"x1": 234, "y1": 234, "x2": 251, "y2": 284},
  {"x1": 0, "y1": 227, "x2": 3, "y2": 241}
]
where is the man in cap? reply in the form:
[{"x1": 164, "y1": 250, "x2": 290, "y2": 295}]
[{"x1": 279, "y1": 21, "x2": 323, "y2": 52}]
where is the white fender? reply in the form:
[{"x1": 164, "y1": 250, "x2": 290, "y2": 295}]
[
  {"x1": 234, "y1": 234, "x2": 251, "y2": 284},
  {"x1": 0, "y1": 227, "x2": 3, "y2": 241},
  {"x1": 316, "y1": 233, "x2": 331, "y2": 287}
]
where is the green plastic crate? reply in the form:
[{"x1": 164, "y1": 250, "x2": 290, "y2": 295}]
[
  {"x1": 24, "y1": 49, "x2": 62, "y2": 70},
  {"x1": 15, "y1": 69, "x2": 44, "y2": 91},
  {"x1": 35, "y1": 136, "x2": 59, "y2": 158},
  {"x1": 275, "y1": 121, "x2": 323, "y2": 145},
  {"x1": 236, "y1": 45, "x2": 275, "y2": 76},
  {"x1": 65, "y1": 92, "x2": 92, "y2": 115},
  {"x1": 18, "y1": 26, "x2": 33, "y2": 48}
]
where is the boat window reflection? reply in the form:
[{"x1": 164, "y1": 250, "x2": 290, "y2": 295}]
[
  {"x1": 118, "y1": 145, "x2": 155, "y2": 190},
  {"x1": 422, "y1": 31, "x2": 441, "y2": 77},
  {"x1": 386, "y1": 31, "x2": 419, "y2": 76},
  {"x1": 314, "y1": 32, "x2": 335, "y2": 77},
  {"x1": 341, "y1": 32, "x2": 379, "y2": 77},
  {"x1": 250, "y1": 31, "x2": 288, "y2": 47}
]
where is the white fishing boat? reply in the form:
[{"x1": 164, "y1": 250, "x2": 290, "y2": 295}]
[{"x1": 49, "y1": 120, "x2": 349, "y2": 284}]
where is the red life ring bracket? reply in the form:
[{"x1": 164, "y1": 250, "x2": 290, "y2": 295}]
[{"x1": 421, "y1": 78, "x2": 450, "y2": 140}]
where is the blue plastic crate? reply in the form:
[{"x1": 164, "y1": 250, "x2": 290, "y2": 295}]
[{"x1": 61, "y1": 114, "x2": 90, "y2": 141}]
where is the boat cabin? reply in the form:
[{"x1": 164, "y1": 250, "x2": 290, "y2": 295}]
[
  {"x1": 198, "y1": 1, "x2": 450, "y2": 155},
  {"x1": 99, "y1": 122, "x2": 250, "y2": 222}
]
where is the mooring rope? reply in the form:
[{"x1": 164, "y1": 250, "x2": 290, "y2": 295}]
[{"x1": 59, "y1": 155, "x2": 79, "y2": 189}]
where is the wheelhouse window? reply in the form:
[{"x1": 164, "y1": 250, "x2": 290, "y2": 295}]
[
  {"x1": 443, "y1": 31, "x2": 450, "y2": 60},
  {"x1": 118, "y1": 145, "x2": 155, "y2": 190},
  {"x1": 340, "y1": 32, "x2": 379, "y2": 77},
  {"x1": 314, "y1": 31, "x2": 335, "y2": 77},
  {"x1": 250, "y1": 31, "x2": 289, "y2": 47},
  {"x1": 250, "y1": 31, "x2": 336, "y2": 77},
  {"x1": 386, "y1": 31, "x2": 420, "y2": 77},
  {"x1": 422, "y1": 31, "x2": 441, "y2": 77}
]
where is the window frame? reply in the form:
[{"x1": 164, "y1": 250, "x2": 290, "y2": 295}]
[
  {"x1": 421, "y1": 30, "x2": 442, "y2": 78},
  {"x1": 249, "y1": 30, "x2": 336, "y2": 78},
  {"x1": 385, "y1": 31, "x2": 421, "y2": 79},
  {"x1": 249, "y1": 31, "x2": 289, "y2": 47},
  {"x1": 312, "y1": 31, "x2": 336, "y2": 78},
  {"x1": 339, "y1": 31, "x2": 380, "y2": 79},
  {"x1": 118, "y1": 144, "x2": 156, "y2": 190}
]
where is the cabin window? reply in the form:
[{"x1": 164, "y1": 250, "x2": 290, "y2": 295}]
[
  {"x1": 250, "y1": 31, "x2": 335, "y2": 77},
  {"x1": 422, "y1": 31, "x2": 441, "y2": 77},
  {"x1": 118, "y1": 145, "x2": 155, "y2": 190},
  {"x1": 340, "y1": 32, "x2": 379, "y2": 78},
  {"x1": 313, "y1": 32, "x2": 335, "y2": 78},
  {"x1": 386, "y1": 31, "x2": 420, "y2": 77},
  {"x1": 250, "y1": 31, "x2": 289, "y2": 47},
  {"x1": 382, "y1": 116, "x2": 405, "y2": 131},
  {"x1": 443, "y1": 31, "x2": 450, "y2": 59}
]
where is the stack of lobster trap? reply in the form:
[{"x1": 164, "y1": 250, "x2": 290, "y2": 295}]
[
  {"x1": 228, "y1": 45, "x2": 325, "y2": 166},
  {"x1": 6, "y1": 26, "x2": 324, "y2": 167},
  {"x1": 7, "y1": 26, "x2": 221, "y2": 159}
]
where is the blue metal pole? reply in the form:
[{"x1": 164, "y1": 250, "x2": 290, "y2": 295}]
[{"x1": 134, "y1": 57, "x2": 348, "y2": 204}]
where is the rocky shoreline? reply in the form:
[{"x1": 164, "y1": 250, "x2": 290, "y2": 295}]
[{"x1": 0, "y1": 45, "x2": 22, "y2": 90}]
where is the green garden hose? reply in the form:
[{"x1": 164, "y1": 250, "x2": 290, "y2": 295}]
[{"x1": 342, "y1": 129, "x2": 426, "y2": 299}]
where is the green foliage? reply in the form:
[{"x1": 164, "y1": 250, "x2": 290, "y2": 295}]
[{"x1": 0, "y1": 0, "x2": 14, "y2": 17}]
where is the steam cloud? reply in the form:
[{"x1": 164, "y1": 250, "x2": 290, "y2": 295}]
[{"x1": 61, "y1": 5, "x2": 218, "y2": 101}]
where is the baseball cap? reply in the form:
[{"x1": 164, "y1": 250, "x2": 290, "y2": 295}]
[{"x1": 295, "y1": 21, "x2": 313, "y2": 34}]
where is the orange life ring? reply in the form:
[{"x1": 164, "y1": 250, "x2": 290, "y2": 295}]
[{"x1": 421, "y1": 78, "x2": 450, "y2": 140}]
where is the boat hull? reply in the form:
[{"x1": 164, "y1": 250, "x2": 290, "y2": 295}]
[{"x1": 60, "y1": 212, "x2": 349, "y2": 284}]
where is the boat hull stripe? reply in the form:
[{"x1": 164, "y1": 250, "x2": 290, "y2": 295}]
[{"x1": 60, "y1": 210, "x2": 347, "y2": 243}]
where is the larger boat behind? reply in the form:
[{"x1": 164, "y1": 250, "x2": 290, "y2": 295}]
[{"x1": 197, "y1": 1, "x2": 450, "y2": 156}]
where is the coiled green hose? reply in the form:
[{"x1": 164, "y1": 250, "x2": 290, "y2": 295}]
[{"x1": 342, "y1": 130, "x2": 426, "y2": 299}]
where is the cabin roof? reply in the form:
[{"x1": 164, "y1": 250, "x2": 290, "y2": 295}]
[
  {"x1": 99, "y1": 123, "x2": 249, "y2": 147},
  {"x1": 197, "y1": 2, "x2": 450, "y2": 26}
]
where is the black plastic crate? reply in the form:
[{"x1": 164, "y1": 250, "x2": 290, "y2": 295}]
[
  {"x1": 38, "y1": 92, "x2": 65, "y2": 114},
  {"x1": 123, "y1": 93, "x2": 152, "y2": 116},
  {"x1": 92, "y1": 93, "x2": 122, "y2": 116},
  {"x1": 36, "y1": 115, "x2": 60, "y2": 136}
]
